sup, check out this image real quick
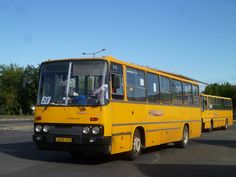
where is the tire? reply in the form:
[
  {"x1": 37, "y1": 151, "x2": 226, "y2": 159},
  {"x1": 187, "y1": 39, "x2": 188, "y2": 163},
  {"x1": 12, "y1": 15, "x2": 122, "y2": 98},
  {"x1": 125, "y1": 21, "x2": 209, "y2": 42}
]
[
  {"x1": 126, "y1": 129, "x2": 142, "y2": 161},
  {"x1": 176, "y1": 125, "x2": 189, "y2": 148},
  {"x1": 201, "y1": 120, "x2": 205, "y2": 132},
  {"x1": 208, "y1": 121, "x2": 213, "y2": 132},
  {"x1": 223, "y1": 119, "x2": 228, "y2": 130}
]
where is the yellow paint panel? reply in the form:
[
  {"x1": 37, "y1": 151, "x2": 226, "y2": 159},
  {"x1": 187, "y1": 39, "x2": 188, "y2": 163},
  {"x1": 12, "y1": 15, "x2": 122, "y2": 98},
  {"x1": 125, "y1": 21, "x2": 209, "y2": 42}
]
[
  {"x1": 146, "y1": 131, "x2": 161, "y2": 147},
  {"x1": 111, "y1": 135, "x2": 131, "y2": 154},
  {"x1": 35, "y1": 106, "x2": 102, "y2": 124},
  {"x1": 111, "y1": 101, "x2": 201, "y2": 151}
]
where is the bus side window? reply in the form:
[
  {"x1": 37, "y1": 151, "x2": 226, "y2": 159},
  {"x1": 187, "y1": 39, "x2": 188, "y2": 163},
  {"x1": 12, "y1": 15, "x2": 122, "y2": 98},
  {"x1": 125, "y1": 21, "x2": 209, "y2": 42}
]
[
  {"x1": 171, "y1": 79, "x2": 183, "y2": 105},
  {"x1": 126, "y1": 67, "x2": 146, "y2": 102},
  {"x1": 160, "y1": 76, "x2": 172, "y2": 104},
  {"x1": 201, "y1": 96, "x2": 204, "y2": 111},
  {"x1": 208, "y1": 97, "x2": 213, "y2": 110},
  {"x1": 192, "y1": 85, "x2": 199, "y2": 106},
  {"x1": 183, "y1": 82, "x2": 193, "y2": 106},
  {"x1": 147, "y1": 73, "x2": 160, "y2": 103},
  {"x1": 111, "y1": 63, "x2": 124, "y2": 100},
  {"x1": 201, "y1": 96, "x2": 207, "y2": 111},
  {"x1": 204, "y1": 97, "x2": 207, "y2": 110}
]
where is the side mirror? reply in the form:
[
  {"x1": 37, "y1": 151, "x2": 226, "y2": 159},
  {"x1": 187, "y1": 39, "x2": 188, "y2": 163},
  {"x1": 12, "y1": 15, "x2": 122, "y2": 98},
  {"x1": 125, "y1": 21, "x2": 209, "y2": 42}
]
[{"x1": 112, "y1": 74, "x2": 120, "y2": 89}]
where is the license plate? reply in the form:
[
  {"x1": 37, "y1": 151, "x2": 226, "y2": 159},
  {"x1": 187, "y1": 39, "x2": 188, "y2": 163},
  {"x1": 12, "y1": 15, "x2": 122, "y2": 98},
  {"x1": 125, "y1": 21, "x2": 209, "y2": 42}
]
[{"x1": 55, "y1": 137, "x2": 72, "y2": 143}]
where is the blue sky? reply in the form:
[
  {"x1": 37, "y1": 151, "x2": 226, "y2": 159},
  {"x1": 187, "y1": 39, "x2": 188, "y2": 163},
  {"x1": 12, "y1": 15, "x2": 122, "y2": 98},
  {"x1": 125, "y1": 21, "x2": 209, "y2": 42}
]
[{"x1": 0, "y1": 0, "x2": 236, "y2": 85}]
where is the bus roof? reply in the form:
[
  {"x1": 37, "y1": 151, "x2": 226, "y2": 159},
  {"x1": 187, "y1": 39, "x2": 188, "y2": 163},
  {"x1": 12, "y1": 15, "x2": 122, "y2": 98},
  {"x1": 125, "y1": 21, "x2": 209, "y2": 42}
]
[
  {"x1": 43, "y1": 56, "x2": 207, "y2": 85},
  {"x1": 201, "y1": 94, "x2": 232, "y2": 100}
]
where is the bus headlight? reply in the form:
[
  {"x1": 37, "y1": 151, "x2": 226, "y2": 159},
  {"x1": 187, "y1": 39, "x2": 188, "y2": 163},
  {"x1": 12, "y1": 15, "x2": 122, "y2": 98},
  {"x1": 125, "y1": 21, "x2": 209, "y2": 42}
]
[
  {"x1": 35, "y1": 125, "x2": 42, "y2": 132},
  {"x1": 43, "y1": 125, "x2": 50, "y2": 133},
  {"x1": 92, "y1": 126, "x2": 100, "y2": 135},
  {"x1": 82, "y1": 126, "x2": 90, "y2": 134}
]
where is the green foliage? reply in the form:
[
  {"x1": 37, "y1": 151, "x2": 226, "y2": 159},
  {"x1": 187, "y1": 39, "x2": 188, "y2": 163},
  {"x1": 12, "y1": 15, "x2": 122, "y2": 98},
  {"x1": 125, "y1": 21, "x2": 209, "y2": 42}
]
[
  {"x1": 203, "y1": 82, "x2": 236, "y2": 107},
  {"x1": 0, "y1": 64, "x2": 39, "y2": 115},
  {"x1": 19, "y1": 65, "x2": 39, "y2": 115}
]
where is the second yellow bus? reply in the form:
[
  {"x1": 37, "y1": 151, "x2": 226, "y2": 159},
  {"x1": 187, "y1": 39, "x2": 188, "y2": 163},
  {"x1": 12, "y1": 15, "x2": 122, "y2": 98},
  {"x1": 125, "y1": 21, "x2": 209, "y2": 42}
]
[{"x1": 201, "y1": 94, "x2": 233, "y2": 131}]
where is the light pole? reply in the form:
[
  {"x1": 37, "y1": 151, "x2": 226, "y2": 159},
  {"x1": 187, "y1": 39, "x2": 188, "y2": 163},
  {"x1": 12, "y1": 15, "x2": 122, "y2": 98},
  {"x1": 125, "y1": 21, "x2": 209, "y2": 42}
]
[{"x1": 82, "y1": 49, "x2": 106, "y2": 58}]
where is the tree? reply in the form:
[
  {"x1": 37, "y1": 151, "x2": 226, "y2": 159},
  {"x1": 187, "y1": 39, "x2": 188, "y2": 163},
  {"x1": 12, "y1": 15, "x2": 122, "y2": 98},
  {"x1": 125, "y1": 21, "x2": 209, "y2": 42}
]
[
  {"x1": 0, "y1": 64, "x2": 39, "y2": 115},
  {"x1": 0, "y1": 64, "x2": 23, "y2": 115},
  {"x1": 18, "y1": 65, "x2": 39, "y2": 115}
]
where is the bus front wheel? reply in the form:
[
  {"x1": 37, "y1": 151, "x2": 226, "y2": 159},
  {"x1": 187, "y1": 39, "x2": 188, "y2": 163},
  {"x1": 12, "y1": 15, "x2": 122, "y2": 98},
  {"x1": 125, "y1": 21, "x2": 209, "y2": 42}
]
[
  {"x1": 126, "y1": 129, "x2": 142, "y2": 160},
  {"x1": 176, "y1": 125, "x2": 189, "y2": 148}
]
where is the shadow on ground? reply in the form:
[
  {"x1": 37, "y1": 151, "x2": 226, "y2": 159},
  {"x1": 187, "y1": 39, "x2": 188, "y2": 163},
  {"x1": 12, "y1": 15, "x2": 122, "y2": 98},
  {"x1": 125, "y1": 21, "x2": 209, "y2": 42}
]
[
  {"x1": 0, "y1": 141, "x2": 123, "y2": 165},
  {"x1": 0, "y1": 141, "x2": 170, "y2": 165},
  {"x1": 192, "y1": 139, "x2": 236, "y2": 149},
  {"x1": 136, "y1": 164, "x2": 236, "y2": 177}
]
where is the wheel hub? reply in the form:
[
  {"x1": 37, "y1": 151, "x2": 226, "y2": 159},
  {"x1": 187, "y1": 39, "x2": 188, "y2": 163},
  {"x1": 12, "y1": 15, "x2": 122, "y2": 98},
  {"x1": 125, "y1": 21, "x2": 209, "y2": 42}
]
[
  {"x1": 183, "y1": 130, "x2": 188, "y2": 144},
  {"x1": 133, "y1": 136, "x2": 141, "y2": 153}
]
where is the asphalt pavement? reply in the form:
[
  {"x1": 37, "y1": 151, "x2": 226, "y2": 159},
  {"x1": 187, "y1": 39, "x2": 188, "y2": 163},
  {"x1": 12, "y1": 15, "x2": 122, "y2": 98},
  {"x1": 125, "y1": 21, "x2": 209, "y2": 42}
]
[{"x1": 0, "y1": 119, "x2": 235, "y2": 177}]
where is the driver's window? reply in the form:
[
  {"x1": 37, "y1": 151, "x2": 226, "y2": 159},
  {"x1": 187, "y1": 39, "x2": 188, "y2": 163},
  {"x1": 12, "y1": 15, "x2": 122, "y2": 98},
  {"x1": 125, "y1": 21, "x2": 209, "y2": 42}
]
[{"x1": 111, "y1": 63, "x2": 124, "y2": 100}]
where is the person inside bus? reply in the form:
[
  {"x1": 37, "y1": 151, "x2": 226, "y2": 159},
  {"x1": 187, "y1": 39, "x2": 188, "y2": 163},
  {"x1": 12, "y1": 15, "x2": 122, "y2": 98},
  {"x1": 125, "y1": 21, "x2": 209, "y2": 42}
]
[
  {"x1": 68, "y1": 86, "x2": 88, "y2": 105},
  {"x1": 88, "y1": 76, "x2": 108, "y2": 105}
]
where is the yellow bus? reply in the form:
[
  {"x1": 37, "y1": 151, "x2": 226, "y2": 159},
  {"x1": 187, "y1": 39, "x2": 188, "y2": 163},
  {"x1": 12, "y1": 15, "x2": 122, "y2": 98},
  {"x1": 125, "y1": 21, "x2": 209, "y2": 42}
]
[
  {"x1": 33, "y1": 56, "x2": 202, "y2": 160},
  {"x1": 201, "y1": 94, "x2": 233, "y2": 131}
]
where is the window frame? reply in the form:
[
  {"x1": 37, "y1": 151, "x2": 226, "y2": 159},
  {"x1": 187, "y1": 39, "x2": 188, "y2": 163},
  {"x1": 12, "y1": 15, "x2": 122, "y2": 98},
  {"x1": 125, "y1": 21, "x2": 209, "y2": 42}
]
[
  {"x1": 126, "y1": 67, "x2": 146, "y2": 102},
  {"x1": 159, "y1": 75, "x2": 172, "y2": 105},
  {"x1": 146, "y1": 72, "x2": 160, "y2": 103},
  {"x1": 171, "y1": 79, "x2": 183, "y2": 105},
  {"x1": 183, "y1": 82, "x2": 193, "y2": 106},
  {"x1": 110, "y1": 62, "x2": 124, "y2": 100},
  {"x1": 192, "y1": 84, "x2": 200, "y2": 107}
]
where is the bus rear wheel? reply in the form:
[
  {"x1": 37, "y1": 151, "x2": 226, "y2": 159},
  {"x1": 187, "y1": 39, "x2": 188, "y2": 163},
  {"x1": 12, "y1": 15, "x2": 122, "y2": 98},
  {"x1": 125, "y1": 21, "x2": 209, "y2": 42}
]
[
  {"x1": 176, "y1": 125, "x2": 189, "y2": 148},
  {"x1": 208, "y1": 121, "x2": 213, "y2": 132},
  {"x1": 126, "y1": 129, "x2": 142, "y2": 161},
  {"x1": 223, "y1": 119, "x2": 228, "y2": 130}
]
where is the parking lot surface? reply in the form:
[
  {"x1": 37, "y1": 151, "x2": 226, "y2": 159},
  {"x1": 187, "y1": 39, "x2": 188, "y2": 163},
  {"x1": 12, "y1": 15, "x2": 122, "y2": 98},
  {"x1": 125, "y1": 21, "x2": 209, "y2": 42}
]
[{"x1": 0, "y1": 119, "x2": 235, "y2": 177}]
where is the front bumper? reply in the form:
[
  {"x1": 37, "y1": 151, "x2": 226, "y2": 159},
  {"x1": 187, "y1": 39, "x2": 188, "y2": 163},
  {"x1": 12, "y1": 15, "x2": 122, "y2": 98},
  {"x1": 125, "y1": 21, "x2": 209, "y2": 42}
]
[
  {"x1": 33, "y1": 123, "x2": 111, "y2": 154},
  {"x1": 33, "y1": 134, "x2": 111, "y2": 154}
]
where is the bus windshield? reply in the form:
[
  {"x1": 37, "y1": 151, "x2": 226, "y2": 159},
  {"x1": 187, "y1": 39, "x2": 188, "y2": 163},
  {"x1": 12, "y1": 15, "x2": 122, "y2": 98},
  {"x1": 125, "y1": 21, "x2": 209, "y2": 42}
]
[{"x1": 37, "y1": 60, "x2": 109, "y2": 106}]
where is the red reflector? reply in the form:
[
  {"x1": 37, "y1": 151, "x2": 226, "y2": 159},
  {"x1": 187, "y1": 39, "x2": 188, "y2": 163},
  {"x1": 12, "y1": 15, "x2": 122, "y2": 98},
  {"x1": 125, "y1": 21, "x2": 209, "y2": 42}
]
[
  {"x1": 90, "y1": 117, "x2": 98, "y2": 121},
  {"x1": 35, "y1": 116, "x2": 42, "y2": 121}
]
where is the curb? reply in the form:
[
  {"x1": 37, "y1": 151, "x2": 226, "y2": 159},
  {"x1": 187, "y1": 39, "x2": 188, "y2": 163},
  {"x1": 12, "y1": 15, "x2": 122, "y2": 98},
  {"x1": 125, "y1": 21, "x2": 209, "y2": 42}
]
[
  {"x1": 0, "y1": 118, "x2": 33, "y2": 122},
  {"x1": 0, "y1": 125, "x2": 33, "y2": 131}
]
